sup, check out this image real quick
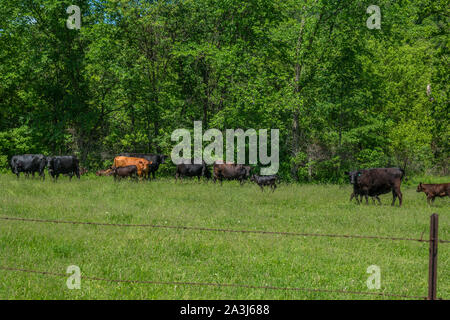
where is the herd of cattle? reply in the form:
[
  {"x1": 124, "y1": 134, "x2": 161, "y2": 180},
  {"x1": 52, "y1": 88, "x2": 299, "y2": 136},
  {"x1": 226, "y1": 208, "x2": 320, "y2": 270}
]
[{"x1": 8, "y1": 154, "x2": 450, "y2": 205}]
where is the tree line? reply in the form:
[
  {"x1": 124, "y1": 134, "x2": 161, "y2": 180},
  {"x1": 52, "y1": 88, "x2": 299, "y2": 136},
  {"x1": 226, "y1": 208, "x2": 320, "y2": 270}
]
[{"x1": 0, "y1": 0, "x2": 448, "y2": 182}]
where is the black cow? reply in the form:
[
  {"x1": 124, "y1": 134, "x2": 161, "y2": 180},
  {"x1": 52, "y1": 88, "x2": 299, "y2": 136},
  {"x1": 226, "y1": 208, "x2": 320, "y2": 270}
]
[
  {"x1": 213, "y1": 162, "x2": 250, "y2": 185},
  {"x1": 250, "y1": 174, "x2": 278, "y2": 192},
  {"x1": 119, "y1": 153, "x2": 168, "y2": 180},
  {"x1": 47, "y1": 156, "x2": 80, "y2": 181},
  {"x1": 10, "y1": 154, "x2": 47, "y2": 180},
  {"x1": 175, "y1": 159, "x2": 211, "y2": 182},
  {"x1": 345, "y1": 170, "x2": 383, "y2": 204},
  {"x1": 113, "y1": 165, "x2": 138, "y2": 181},
  {"x1": 346, "y1": 168, "x2": 405, "y2": 206}
]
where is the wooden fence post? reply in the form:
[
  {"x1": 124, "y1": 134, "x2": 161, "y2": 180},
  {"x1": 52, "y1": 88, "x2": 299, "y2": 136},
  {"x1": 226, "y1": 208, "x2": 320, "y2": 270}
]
[{"x1": 428, "y1": 213, "x2": 438, "y2": 300}]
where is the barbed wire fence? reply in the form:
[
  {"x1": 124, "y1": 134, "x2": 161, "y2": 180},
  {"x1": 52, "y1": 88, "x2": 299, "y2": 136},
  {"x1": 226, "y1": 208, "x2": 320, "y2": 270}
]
[{"x1": 0, "y1": 213, "x2": 447, "y2": 300}]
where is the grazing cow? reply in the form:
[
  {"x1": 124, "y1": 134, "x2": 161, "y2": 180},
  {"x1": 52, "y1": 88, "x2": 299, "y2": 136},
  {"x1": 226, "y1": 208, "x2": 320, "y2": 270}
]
[
  {"x1": 250, "y1": 174, "x2": 278, "y2": 192},
  {"x1": 96, "y1": 168, "x2": 114, "y2": 176},
  {"x1": 112, "y1": 165, "x2": 138, "y2": 181},
  {"x1": 213, "y1": 162, "x2": 250, "y2": 185},
  {"x1": 10, "y1": 154, "x2": 47, "y2": 180},
  {"x1": 113, "y1": 156, "x2": 152, "y2": 179},
  {"x1": 347, "y1": 168, "x2": 405, "y2": 206},
  {"x1": 416, "y1": 183, "x2": 450, "y2": 205},
  {"x1": 47, "y1": 156, "x2": 80, "y2": 181},
  {"x1": 119, "y1": 153, "x2": 168, "y2": 180},
  {"x1": 175, "y1": 159, "x2": 211, "y2": 182}
]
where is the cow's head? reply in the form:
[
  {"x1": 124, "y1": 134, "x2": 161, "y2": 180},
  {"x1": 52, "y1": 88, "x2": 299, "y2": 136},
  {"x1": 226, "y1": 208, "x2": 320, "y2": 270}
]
[
  {"x1": 203, "y1": 166, "x2": 211, "y2": 179},
  {"x1": 416, "y1": 183, "x2": 424, "y2": 192},
  {"x1": 345, "y1": 170, "x2": 362, "y2": 184},
  {"x1": 46, "y1": 157, "x2": 54, "y2": 175},
  {"x1": 243, "y1": 166, "x2": 252, "y2": 179}
]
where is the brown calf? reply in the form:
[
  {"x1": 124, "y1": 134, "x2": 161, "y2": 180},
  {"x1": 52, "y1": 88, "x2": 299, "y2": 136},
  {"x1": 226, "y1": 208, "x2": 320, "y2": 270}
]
[
  {"x1": 96, "y1": 168, "x2": 114, "y2": 176},
  {"x1": 416, "y1": 183, "x2": 450, "y2": 205}
]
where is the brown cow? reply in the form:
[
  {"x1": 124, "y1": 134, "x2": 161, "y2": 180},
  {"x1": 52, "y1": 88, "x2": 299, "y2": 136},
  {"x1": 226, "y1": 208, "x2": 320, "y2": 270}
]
[
  {"x1": 113, "y1": 156, "x2": 152, "y2": 178},
  {"x1": 417, "y1": 183, "x2": 450, "y2": 205},
  {"x1": 213, "y1": 162, "x2": 250, "y2": 185}
]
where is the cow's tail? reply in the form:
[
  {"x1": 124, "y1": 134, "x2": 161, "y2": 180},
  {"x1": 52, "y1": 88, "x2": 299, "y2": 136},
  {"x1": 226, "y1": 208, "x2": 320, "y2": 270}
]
[{"x1": 400, "y1": 168, "x2": 408, "y2": 182}]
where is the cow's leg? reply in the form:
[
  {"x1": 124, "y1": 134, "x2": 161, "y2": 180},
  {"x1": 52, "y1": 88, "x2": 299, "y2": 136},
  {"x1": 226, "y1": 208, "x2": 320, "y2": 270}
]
[
  {"x1": 272, "y1": 184, "x2": 276, "y2": 192},
  {"x1": 260, "y1": 185, "x2": 264, "y2": 192},
  {"x1": 363, "y1": 192, "x2": 369, "y2": 205},
  {"x1": 398, "y1": 191, "x2": 402, "y2": 207},
  {"x1": 391, "y1": 190, "x2": 397, "y2": 206},
  {"x1": 431, "y1": 197, "x2": 435, "y2": 204},
  {"x1": 376, "y1": 196, "x2": 382, "y2": 205},
  {"x1": 350, "y1": 192, "x2": 355, "y2": 202}
]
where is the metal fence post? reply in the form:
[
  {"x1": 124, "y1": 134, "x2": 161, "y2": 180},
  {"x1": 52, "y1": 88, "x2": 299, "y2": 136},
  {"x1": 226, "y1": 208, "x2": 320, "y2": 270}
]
[{"x1": 428, "y1": 213, "x2": 438, "y2": 300}]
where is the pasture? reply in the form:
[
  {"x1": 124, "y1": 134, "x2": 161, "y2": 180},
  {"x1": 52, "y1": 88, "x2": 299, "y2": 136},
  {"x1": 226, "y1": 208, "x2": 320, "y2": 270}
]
[{"x1": 0, "y1": 173, "x2": 448, "y2": 300}]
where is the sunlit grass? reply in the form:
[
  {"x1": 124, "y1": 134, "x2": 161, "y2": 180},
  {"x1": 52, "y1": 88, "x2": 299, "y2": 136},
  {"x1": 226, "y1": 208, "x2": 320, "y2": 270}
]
[{"x1": 0, "y1": 173, "x2": 448, "y2": 299}]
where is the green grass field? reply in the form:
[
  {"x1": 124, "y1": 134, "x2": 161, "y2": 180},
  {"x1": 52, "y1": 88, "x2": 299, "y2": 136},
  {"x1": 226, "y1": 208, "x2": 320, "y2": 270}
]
[{"x1": 0, "y1": 173, "x2": 448, "y2": 300}]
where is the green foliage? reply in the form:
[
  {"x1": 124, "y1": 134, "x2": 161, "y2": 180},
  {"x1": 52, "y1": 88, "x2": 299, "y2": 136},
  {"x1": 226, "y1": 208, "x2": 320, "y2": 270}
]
[
  {"x1": 0, "y1": 125, "x2": 37, "y2": 157},
  {"x1": 0, "y1": 0, "x2": 448, "y2": 179}
]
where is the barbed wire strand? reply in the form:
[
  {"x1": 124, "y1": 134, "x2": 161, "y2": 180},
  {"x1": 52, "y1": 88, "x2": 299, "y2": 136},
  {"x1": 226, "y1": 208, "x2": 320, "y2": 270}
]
[
  {"x1": 0, "y1": 266, "x2": 431, "y2": 300},
  {"x1": 2, "y1": 216, "x2": 445, "y2": 243}
]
